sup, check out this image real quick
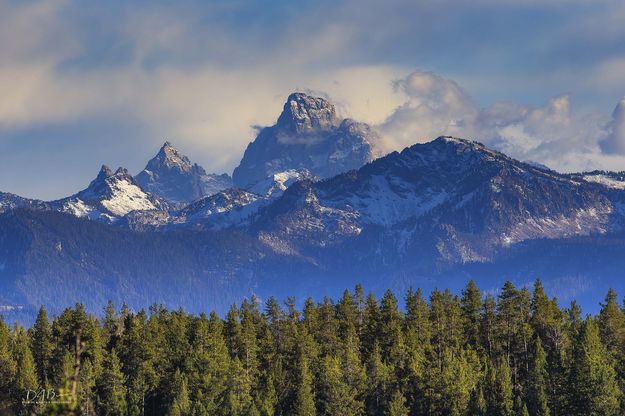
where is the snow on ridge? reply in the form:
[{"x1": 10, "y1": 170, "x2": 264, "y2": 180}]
[
  {"x1": 501, "y1": 205, "x2": 612, "y2": 247},
  {"x1": 249, "y1": 169, "x2": 312, "y2": 198},
  {"x1": 62, "y1": 199, "x2": 96, "y2": 218},
  {"x1": 340, "y1": 175, "x2": 448, "y2": 226},
  {"x1": 100, "y1": 179, "x2": 156, "y2": 216},
  {"x1": 583, "y1": 174, "x2": 625, "y2": 190}
]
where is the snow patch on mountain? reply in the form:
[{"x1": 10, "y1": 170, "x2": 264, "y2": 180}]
[
  {"x1": 501, "y1": 205, "x2": 612, "y2": 246},
  {"x1": 61, "y1": 199, "x2": 100, "y2": 219},
  {"x1": 583, "y1": 174, "x2": 625, "y2": 190},
  {"x1": 99, "y1": 179, "x2": 157, "y2": 216},
  {"x1": 249, "y1": 169, "x2": 315, "y2": 198}
]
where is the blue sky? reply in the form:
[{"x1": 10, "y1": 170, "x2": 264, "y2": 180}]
[{"x1": 2, "y1": 0, "x2": 625, "y2": 199}]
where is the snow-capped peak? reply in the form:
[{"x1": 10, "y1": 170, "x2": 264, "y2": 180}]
[
  {"x1": 151, "y1": 141, "x2": 194, "y2": 172},
  {"x1": 54, "y1": 165, "x2": 159, "y2": 220},
  {"x1": 135, "y1": 142, "x2": 233, "y2": 204}
]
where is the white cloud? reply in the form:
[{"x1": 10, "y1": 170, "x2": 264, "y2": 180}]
[
  {"x1": 377, "y1": 71, "x2": 621, "y2": 173},
  {"x1": 2, "y1": 0, "x2": 625, "y2": 199},
  {"x1": 600, "y1": 99, "x2": 625, "y2": 155}
]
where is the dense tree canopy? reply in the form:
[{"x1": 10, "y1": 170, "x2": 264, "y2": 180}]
[{"x1": 0, "y1": 280, "x2": 624, "y2": 415}]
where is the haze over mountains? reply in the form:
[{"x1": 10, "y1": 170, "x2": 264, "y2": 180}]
[{"x1": 2, "y1": 92, "x2": 625, "y2": 322}]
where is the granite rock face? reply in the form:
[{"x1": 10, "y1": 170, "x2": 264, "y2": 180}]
[
  {"x1": 136, "y1": 142, "x2": 232, "y2": 204},
  {"x1": 232, "y1": 93, "x2": 376, "y2": 188}
]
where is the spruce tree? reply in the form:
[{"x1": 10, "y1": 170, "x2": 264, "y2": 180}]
[
  {"x1": 568, "y1": 317, "x2": 621, "y2": 416},
  {"x1": 526, "y1": 337, "x2": 549, "y2": 416},
  {"x1": 12, "y1": 326, "x2": 39, "y2": 415},
  {"x1": 96, "y1": 348, "x2": 127, "y2": 416},
  {"x1": 379, "y1": 290, "x2": 404, "y2": 369},
  {"x1": 468, "y1": 384, "x2": 487, "y2": 416},
  {"x1": 597, "y1": 288, "x2": 625, "y2": 391},
  {"x1": 32, "y1": 306, "x2": 53, "y2": 387},
  {"x1": 224, "y1": 357, "x2": 253, "y2": 416},
  {"x1": 365, "y1": 342, "x2": 391, "y2": 415},
  {"x1": 293, "y1": 335, "x2": 316, "y2": 416},
  {"x1": 361, "y1": 292, "x2": 381, "y2": 359},
  {"x1": 0, "y1": 319, "x2": 17, "y2": 412},
  {"x1": 481, "y1": 294, "x2": 497, "y2": 358},
  {"x1": 385, "y1": 389, "x2": 408, "y2": 416},
  {"x1": 461, "y1": 280, "x2": 483, "y2": 349},
  {"x1": 318, "y1": 355, "x2": 363, "y2": 416},
  {"x1": 169, "y1": 370, "x2": 191, "y2": 416},
  {"x1": 486, "y1": 360, "x2": 514, "y2": 416}
]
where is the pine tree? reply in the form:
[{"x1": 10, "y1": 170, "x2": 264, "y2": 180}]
[
  {"x1": 239, "y1": 299, "x2": 260, "y2": 386},
  {"x1": 318, "y1": 355, "x2": 363, "y2": 416},
  {"x1": 404, "y1": 287, "x2": 430, "y2": 415},
  {"x1": 486, "y1": 360, "x2": 514, "y2": 416},
  {"x1": 12, "y1": 325, "x2": 39, "y2": 415},
  {"x1": 191, "y1": 392, "x2": 209, "y2": 416},
  {"x1": 380, "y1": 290, "x2": 404, "y2": 368},
  {"x1": 120, "y1": 311, "x2": 155, "y2": 416},
  {"x1": 365, "y1": 342, "x2": 391, "y2": 416},
  {"x1": 169, "y1": 370, "x2": 191, "y2": 416},
  {"x1": 598, "y1": 289, "x2": 625, "y2": 351},
  {"x1": 461, "y1": 280, "x2": 483, "y2": 349},
  {"x1": 190, "y1": 312, "x2": 229, "y2": 413},
  {"x1": 597, "y1": 288, "x2": 625, "y2": 393},
  {"x1": 0, "y1": 319, "x2": 17, "y2": 413},
  {"x1": 96, "y1": 349, "x2": 127, "y2": 416},
  {"x1": 481, "y1": 294, "x2": 497, "y2": 358},
  {"x1": 568, "y1": 317, "x2": 621, "y2": 416},
  {"x1": 293, "y1": 332, "x2": 316, "y2": 416},
  {"x1": 224, "y1": 357, "x2": 253, "y2": 416},
  {"x1": 32, "y1": 306, "x2": 53, "y2": 387},
  {"x1": 514, "y1": 395, "x2": 529, "y2": 416},
  {"x1": 468, "y1": 383, "x2": 486, "y2": 416},
  {"x1": 317, "y1": 297, "x2": 340, "y2": 357},
  {"x1": 103, "y1": 300, "x2": 122, "y2": 351},
  {"x1": 385, "y1": 389, "x2": 408, "y2": 416},
  {"x1": 496, "y1": 282, "x2": 533, "y2": 389},
  {"x1": 427, "y1": 347, "x2": 479, "y2": 415},
  {"x1": 526, "y1": 337, "x2": 550, "y2": 416},
  {"x1": 361, "y1": 292, "x2": 380, "y2": 359}
]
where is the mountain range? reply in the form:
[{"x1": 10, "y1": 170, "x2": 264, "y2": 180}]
[{"x1": 2, "y1": 92, "x2": 625, "y2": 322}]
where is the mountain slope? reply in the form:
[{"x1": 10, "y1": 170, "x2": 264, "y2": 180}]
[
  {"x1": 232, "y1": 93, "x2": 377, "y2": 188},
  {"x1": 251, "y1": 136, "x2": 613, "y2": 267},
  {"x1": 52, "y1": 165, "x2": 167, "y2": 222},
  {"x1": 6, "y1": 135, "x2": 625, "y2": 321},
  {"x1": 0, "y1": 209, "x2": 307, "y2": 319}
]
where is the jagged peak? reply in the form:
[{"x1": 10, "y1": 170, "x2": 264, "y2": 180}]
[
  {"x1": 97, "y1": 164, "x2": 113, "y2": 179},
  {"x1": 276, "y1": 92, "x2": 339, "y2": 133},
  {"x1": 145, "y1": 141, "x2": 194, "y2": 173},
  {"x1": 114, "y1": 167, "x2": 130, "y2": 176}
]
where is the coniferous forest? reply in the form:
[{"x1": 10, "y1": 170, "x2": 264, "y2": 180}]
[{"x1": 1, "y1": 280, "x2": 625, "y2": 416}]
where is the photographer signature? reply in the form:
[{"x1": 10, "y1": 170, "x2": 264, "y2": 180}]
[{"x1": 22, "y1": 389, "x2": 71, "y2": 405}]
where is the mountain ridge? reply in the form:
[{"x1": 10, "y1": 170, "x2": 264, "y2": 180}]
[{"x1": 4, "y1": 95, "x2": 625, "y2": 320}]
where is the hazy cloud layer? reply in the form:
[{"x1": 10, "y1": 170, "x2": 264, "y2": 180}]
[
  {"x1": 377, "y1": 71, "x2": 625, "y2": 173},
  {"x1": 1, "y1": 0, "x2": 625, "y2": 198}
]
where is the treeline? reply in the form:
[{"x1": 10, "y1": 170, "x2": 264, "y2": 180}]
[{"x1": 1, "y1": 280, "x2": 625, "y2": 415}]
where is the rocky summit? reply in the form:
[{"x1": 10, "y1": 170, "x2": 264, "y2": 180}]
[
  {"x1": 135, "y1": 142, "x2": 232, "y2": 204},
  {"x1": 232, "y1": 92, "x2": 377, "y2": 188}
]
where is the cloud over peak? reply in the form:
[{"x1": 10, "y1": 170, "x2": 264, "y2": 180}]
[
  {"x1": 376, "y1": 71, "x2": 623, "y2": 173},
  {"x1": 600, "y1": 98, "x2": 625, "y2": 155}
]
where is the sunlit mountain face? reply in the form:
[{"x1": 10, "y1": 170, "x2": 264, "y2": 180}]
[{"x1": 3, "y1": 95, "x2": 625, "y2": 322}]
